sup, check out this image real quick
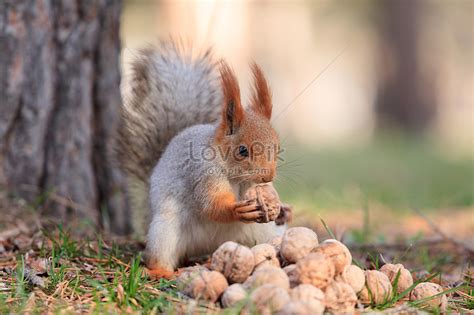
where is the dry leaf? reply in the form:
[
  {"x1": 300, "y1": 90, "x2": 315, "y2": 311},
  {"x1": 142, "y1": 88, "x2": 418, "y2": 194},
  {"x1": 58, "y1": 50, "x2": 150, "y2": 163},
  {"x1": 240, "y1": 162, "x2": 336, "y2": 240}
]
[{"x1": 117, "y1": 283, "x2": 125, "y2": 303}]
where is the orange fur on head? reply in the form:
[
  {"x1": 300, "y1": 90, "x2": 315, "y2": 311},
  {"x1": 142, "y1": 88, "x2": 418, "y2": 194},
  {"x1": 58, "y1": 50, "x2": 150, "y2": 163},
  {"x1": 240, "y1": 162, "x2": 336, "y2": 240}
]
[
  {"x1": 218, "y1": 61, "x2": 244, "y2": 138},
  {"x1": 250, "y1": 63, "x2": 272, "y2": 119}
]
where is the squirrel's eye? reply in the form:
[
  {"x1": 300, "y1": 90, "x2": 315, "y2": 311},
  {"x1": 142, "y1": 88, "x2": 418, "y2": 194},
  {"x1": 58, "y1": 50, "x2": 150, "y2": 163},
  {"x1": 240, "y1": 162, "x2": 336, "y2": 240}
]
[{"x1": 238, "y1": 145, "x2": 249, "y2": 158}]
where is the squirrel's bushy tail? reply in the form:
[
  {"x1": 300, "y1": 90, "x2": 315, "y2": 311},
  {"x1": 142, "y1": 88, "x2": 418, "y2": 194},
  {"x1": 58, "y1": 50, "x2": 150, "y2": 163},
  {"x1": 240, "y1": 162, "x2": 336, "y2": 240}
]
[{"x1": 117, "y1": 42, "x2": 222, "y2": 183}]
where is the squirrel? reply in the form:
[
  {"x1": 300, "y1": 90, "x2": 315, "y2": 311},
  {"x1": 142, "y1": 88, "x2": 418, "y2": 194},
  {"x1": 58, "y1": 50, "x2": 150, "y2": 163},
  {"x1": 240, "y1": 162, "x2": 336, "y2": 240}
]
[{"x1": 117, "y1": 41, "x2": 290, "y2": 278}]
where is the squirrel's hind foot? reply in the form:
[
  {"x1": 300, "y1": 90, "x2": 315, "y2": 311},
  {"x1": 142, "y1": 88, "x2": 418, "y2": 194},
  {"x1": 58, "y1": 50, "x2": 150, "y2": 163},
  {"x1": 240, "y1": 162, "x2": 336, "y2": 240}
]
[{"x1": 145, "y1": 265, "x2": 177, "y2": 280}]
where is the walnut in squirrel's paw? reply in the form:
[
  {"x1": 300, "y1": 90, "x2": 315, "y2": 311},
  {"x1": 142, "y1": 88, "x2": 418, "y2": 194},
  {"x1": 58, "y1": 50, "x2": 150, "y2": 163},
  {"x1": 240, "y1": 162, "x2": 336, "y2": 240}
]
[{"x1": 244, "y1": 184, "x2": 284, "y2": 223}]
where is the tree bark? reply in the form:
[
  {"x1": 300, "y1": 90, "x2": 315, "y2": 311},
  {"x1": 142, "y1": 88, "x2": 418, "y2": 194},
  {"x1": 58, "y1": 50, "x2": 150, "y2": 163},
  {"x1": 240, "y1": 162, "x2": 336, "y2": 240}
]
[
  {"x1": 375, "y1": 0, "x2": 435, "y2": 133},
  {"x1": 0, "y1": 0, "x2": 129, "y2": 234}
]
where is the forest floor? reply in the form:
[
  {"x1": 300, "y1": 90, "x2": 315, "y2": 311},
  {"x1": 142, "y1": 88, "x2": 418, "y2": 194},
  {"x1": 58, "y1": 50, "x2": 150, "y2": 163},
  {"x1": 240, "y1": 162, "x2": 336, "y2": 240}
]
[{"x1": 0, "y1": 189, "x2": 473, "y2": 314}]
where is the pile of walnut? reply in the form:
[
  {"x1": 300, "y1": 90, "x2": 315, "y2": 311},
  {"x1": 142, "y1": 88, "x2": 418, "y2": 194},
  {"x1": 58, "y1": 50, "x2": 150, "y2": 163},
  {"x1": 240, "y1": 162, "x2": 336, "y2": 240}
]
[{"x1": 176, "y1": 227, "x2": 448, "y2": 314}]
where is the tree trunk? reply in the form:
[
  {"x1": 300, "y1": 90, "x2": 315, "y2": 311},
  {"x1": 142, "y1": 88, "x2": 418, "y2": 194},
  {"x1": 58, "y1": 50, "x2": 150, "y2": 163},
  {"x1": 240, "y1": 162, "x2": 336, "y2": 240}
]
[
  {"x1": 0, "y1": 0, "x2": 130, "y2": 234},
  {"x1": 375, "y1": 0, "x2": 435, "y2": 133}
]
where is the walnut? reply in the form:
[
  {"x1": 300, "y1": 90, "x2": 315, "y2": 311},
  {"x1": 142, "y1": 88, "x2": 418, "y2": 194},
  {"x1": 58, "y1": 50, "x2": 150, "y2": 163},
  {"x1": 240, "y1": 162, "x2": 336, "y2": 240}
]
[
  {"x1": 283, "y1": 264, "x2": 300, "y2": 288},
  {"x1": 296, "y1": 253, "x2": 335, "y2": 290},
  {"x1": 221, "y1": 283, "x2": 247, "y2": 308},
  {"x1": 409, "y1": 282, "x2": 447, "y2": 311},
  {"x1": 339, "y1": 264, "x2": 365, "y2": 293},
  {"x1": 244, "y1": 265, "x2": 290, "y2": 290},
  {"x1": 267, "y1": 235, "x2": 283, "y2": 252},
  {"x1": 380, "y1": 263, "x2": 413, "y2": 295},
  {"x1": 177, "y1": 269, "x2": 228, "y2": 302},
  {"x1": 359, "y1": 270, "x2": 393, "y2": 305},
  {"x1": 176, "y1": 265, "x2": 208, "y2": 288},
  {"x1": 244, "y1": 184, "x2": 281, "y2": 223},
  {"x1": 280, "y1": 227, "x2": 319, "y2": 263},
  {"x1": 312, "y1": 239, "x2": 351, "y2": 274},
  {"x1": 267, "y1": 235, "x2": 287, "y2": 265},
  {"x1": 324, "y1": 281, "x2": 357, "y2": 313},
  {"x1": 179, "y1": 265, "x2": 208, "y2": 277},
  {"x1": 210, "y1": 241, "x2": 255, "y2": 283},
  {"x1": 277, "y1": 301, "x2": 313, "y2": 315},
  {"x1": 246, "y1": 284, "x2": 291, "y2": 315},
  {"x1": 252, "y1": 243, "x2": 280, "y2": 269},
  {"x1": 290, "y1": 284, "x2": 325, "y2": 314}
]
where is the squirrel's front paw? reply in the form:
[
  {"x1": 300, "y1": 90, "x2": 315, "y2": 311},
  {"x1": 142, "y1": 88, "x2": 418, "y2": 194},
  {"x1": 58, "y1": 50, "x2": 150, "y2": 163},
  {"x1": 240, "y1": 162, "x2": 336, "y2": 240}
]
[
  {"x1": 275, "y1": 203, "x2": 292, "y2": 225},
  {"x1": 234, "y1": 200, "x2": 265, "y2": 223},
  {"x1": 244, "y1": 184, "x2": 281, "y2": 223}
]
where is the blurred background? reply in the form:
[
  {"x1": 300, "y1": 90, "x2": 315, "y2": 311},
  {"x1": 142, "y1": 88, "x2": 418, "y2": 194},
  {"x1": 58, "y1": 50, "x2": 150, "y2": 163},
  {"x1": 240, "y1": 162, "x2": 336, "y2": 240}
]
[
  {"x1": 0, "y1": 0, "x2": 472, "y2": 243},
  {"x1": 0, "y1": 2, "x2": 472, "y2": 311},
  {"x1": 121, "y1": 0, "x2": 473, "y2": 241}
]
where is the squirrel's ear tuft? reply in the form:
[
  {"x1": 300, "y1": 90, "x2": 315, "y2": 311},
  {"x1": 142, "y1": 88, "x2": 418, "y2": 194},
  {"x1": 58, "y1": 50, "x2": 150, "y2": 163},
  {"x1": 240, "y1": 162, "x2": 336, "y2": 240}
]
[
  {"x1": 250, "y1": 62, "x2": 272, "y2": 119},
  {"x1": 219, "y1": 61, "x2": 244, "y2": 136}
]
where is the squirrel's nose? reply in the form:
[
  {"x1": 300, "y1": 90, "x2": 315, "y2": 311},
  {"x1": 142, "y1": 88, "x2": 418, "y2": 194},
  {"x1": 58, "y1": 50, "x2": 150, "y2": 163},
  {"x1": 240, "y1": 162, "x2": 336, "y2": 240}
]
[{"x1": 260, "y1": 170, "x2": 275, "y2": 183}]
